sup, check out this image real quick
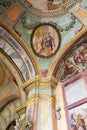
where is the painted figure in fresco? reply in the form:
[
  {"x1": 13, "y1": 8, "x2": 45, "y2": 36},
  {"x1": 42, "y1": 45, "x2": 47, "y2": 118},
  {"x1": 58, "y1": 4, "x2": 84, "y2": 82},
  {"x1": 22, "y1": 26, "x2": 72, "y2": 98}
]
[
  {"x1": 73, "y1": 45, "x2": 87, "y2": 71},
  {"x1": 71, "y1": 114, "x2": 77, "y2": 130},
  {"x1": 82, "y1": 44, "x2": 87, "y2": 66},
  {"x1": 74, "y1": 44, "x2": 87, "y2": 66},
  {"x1": 60, "y1": 43, "x2": 87, "y2": 81},
  {"x1": 34, "y1": 28, "x2": 43, "y2": 54},
  {"x1": 73, "y1": 51, "x2": 83, "y2": 65},
  {"x1": 60, "y1": 57, "x2": 77, "y2": 80},
  {"x1": 33, "y1": 28, "x2": 56, "y2": 57},
  {"x1": 77, "y1": 115, "x2": 86, "y2": 130},
  {"x1": 44, "y1": 32, "x2": 55, "y2": 55}
]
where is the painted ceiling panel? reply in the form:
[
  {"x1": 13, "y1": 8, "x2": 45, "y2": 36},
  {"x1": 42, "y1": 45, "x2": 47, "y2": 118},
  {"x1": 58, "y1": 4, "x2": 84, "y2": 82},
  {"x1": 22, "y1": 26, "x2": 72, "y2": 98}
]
[
  {"x1": 0, "y1": 0, "x2": 86, "y2": 75},
  {"x1": 0, "y1": 2, "x2": 87, "y2": 128},
  {"x1": 0, "y1": 26, "x2": 36, "y2": 80}
]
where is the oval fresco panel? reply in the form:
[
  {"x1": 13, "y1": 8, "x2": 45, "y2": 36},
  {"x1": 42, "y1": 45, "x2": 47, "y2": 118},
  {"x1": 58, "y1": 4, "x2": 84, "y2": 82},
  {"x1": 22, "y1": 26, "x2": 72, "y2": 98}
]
[{"x1": 31, "y1": 23, "x2": 61, "y2": 58}]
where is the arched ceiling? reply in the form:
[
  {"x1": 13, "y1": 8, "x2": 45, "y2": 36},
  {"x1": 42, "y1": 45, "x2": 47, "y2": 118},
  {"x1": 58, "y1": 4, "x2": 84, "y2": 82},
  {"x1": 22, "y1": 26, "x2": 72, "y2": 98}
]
[
  {"x1": 0, "y1": 24, "x2": 40, "y2": 81},
  {"x1": 0, "y1": 0, "x2": 87, "y2": 113},
  {"x1": 0, "y1": 60, "x2": 20, "y2": 111}
]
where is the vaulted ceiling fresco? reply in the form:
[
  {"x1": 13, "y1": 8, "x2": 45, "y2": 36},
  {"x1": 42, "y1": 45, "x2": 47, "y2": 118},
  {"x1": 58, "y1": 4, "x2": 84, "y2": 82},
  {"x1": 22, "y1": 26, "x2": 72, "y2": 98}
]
[{"x1": 0, "y1": 0, "x2": 87, "y2": 129}]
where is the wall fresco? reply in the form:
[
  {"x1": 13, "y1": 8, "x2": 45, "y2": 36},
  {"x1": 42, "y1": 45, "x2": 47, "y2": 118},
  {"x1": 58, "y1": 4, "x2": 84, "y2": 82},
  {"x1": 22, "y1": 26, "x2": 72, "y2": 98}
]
[
  {"x1": 57, "y1": 37, "x2": 87, "y2": 81},
  {"x1": 69, "y1": 103, "x2": 87, "y2": 130}
]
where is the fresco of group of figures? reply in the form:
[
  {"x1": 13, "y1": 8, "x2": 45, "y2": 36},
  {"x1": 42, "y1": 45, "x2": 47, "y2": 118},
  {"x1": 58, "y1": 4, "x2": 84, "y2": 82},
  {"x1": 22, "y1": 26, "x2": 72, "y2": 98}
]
[
  {"x1": 69, "y1": 103, "x2": 87, "y2": 130},
  {"x1": 57, "y1": 39, "x2": 87, "y2": 81},
  {"x1": 64, "y1": 77, "x2": 87, "y2": 130}
]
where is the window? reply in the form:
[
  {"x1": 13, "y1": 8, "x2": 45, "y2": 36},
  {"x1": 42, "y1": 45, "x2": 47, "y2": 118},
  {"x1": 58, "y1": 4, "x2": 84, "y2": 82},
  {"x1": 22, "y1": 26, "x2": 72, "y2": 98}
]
[{"x1": 63, "y1": 71, "x2": 87, "y2": 130}]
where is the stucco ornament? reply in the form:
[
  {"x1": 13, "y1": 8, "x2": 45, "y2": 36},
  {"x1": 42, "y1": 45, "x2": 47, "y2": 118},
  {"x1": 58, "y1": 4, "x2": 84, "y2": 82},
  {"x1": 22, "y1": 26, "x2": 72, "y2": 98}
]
[
  {"x1": 14, "y1": 119, "x2": 33, "y2": 130},
  {"x1": 21, "y1": 119, "x2": 33, "y2": 130}
]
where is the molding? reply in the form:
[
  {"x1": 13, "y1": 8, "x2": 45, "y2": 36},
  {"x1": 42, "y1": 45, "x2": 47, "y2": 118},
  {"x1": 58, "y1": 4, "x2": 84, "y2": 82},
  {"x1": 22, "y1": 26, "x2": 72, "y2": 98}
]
[
  {"x1": 18, "y1": 0, "x2": 82, "y2": 18},
  {"x1": 0, "y1": 35, "x2": 30, "y2": 79},
  {"x1": 26, "y1": 95, "x2": 56, "y2": 105},
  {"x1": 20, "y1": 119, "x2": 33, "y2": 130},
  {"x1": 21, "y1": 75, "x2": 58, "y2": 93},
  {"x1": 16, "y1": 95, "x2": 56, "y2": 114},
  {"x1": 16, "y1": 106, "x2": 26, "y2": 116}
]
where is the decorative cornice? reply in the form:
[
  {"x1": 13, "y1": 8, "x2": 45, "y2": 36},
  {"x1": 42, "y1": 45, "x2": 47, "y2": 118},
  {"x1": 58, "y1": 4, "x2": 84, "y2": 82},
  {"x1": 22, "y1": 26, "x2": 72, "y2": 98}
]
[
  {"x1": 18, "y1": 0, "x2": 82, "y2": 17},
  {"x1": 27, "y1": 95, "x2": 56, "y2": 103},
  {"x1": 16, "y1": 106, "x2": 26, "y2": 116},
  {"x1": 16, "y1": 94, "x2": 56, "y2": 113},
  {"x1": 20, "y1": 119, "x2": 33, "y2": 130},
  {"x1": 16, "y1": 75, "x2": 57, "y2": 113},
  {"x1": 21, "y1": 75, "x2": 58, "y2": 93}
]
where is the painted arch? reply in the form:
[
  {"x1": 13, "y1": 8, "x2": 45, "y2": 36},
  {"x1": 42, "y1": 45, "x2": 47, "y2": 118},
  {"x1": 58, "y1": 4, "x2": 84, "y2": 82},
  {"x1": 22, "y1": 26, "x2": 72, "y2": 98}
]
[{"x1": 48, "y1": 27, "x2": 87, "y2": 82}]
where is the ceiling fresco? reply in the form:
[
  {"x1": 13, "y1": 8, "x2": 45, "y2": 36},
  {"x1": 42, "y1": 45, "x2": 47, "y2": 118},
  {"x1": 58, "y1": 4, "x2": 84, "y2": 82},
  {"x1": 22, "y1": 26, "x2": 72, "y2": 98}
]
[
  {"x1": 0, "y1": 0, "x2": 87, "y2": 128},
  {"x1": 13, "y1": 12, "x2": 83, "y2": 70},
  {"x1": 0, "y1": 0, "x2": 87, "y2": 72},
  {"x1": 0, "y1": 26, "x2": 36, "y2": 81},
  {"x1": 31, "y1": 23, "x2": 61, "y2": 58}
]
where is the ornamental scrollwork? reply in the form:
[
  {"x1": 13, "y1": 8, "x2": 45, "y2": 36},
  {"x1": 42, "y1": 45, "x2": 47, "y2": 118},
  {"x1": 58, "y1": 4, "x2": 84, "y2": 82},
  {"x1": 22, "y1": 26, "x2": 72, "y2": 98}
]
[
  {"x1": 21, "y1": 13, "x2": 76, "y2": 32},
  {"x1": 14, "y1": 119, "x2": 33, "y2": 130}
]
